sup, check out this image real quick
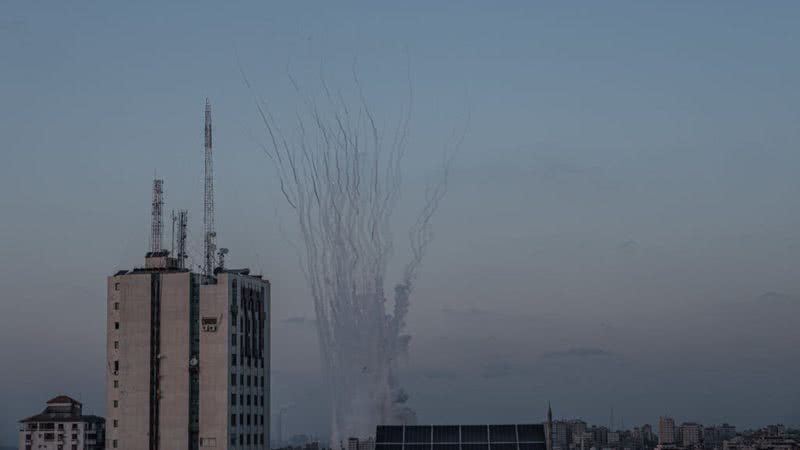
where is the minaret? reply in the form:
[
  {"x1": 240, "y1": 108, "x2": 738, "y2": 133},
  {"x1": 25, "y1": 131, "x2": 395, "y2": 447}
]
[
  {"x1": 546, "y1": 402, "x2": 553, "y2": 450},
  {"x1": 203, "y1": 98, "x2": 217, "y2": 277}
]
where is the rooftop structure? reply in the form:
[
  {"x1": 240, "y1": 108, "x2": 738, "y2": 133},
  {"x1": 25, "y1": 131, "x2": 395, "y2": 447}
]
[{"x1": 375, "y1": 424, "x2": 548, "y2": 450}]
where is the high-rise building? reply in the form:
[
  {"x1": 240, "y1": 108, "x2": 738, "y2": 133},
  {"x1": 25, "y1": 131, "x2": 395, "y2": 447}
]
[
  {"x1": 107, "y1": 102, "x2": 271, "y2": 450},
  {"x1": 659, "y1": 417, "x2": 675, "y2": 445},
  {"x1": 19, "y1": 395, "x2": 105, "y2": 450},
  {"x1": 107, "y1": 251, "x2": 270, "y2": 450}
]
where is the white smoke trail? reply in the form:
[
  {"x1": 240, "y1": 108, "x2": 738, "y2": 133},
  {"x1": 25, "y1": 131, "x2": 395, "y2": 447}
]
[{"x1": 253, "y1": 70, "x2": 461, "y2": 444}]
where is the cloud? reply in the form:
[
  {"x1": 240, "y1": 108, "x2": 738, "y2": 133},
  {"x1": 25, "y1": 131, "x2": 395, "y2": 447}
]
[{"x1": 541, "y1": 348, "x2": 612, "y2": 360}]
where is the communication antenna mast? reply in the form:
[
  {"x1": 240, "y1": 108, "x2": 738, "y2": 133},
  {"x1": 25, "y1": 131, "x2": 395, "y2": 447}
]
[
  {"x1": 177, "y1": 210, "x2": 188, "y2": 269},
  {"x1": 150, "y1": 178, "x2": 164, "y2": 253},
  {"x1": 203, "y1": 98, "x2": 217, "y2": 277},
  {"x1": 171, "y1": 210, "x2": 177, "y2": 254}
]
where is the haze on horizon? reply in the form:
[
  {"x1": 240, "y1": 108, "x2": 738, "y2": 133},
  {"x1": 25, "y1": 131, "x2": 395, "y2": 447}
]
[{"x1": 2, "y1": 1, "x2": 800, "y2": 445}]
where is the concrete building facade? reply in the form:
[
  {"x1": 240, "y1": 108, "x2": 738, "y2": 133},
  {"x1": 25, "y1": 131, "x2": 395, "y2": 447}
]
[
  {"x1": 19, "y1": 396, "x2": 105, "y2": 450},
  {"x1": 107, "y1": 252, "x2": 270, "y2": 450},
  {"x1": 659, "y1": 417, "x2": 676, "y2": 445}
]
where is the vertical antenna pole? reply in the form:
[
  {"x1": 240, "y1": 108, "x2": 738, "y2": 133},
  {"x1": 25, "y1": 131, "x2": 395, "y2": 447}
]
[
  {"x1": 150, "y1": 178, "x2": 164, "y2": 253},
  {"x1": 203, "y1": 98, "x2": 217, "y2": 277}
]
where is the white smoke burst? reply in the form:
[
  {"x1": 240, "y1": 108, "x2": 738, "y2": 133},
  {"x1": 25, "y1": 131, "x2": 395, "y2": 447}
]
[{"x1": 253, "y1": 71, "x2": 461, "y2": 444}]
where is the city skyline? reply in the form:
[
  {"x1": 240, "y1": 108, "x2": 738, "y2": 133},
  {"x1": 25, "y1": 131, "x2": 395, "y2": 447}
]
[{"x1": 3, "y1": 1, "x2": 800, "y2": 446}]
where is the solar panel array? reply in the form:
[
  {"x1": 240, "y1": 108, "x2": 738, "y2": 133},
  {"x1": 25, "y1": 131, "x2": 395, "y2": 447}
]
[{"x1": 375, "y1": 424, "x2": 547, "y2": 450}]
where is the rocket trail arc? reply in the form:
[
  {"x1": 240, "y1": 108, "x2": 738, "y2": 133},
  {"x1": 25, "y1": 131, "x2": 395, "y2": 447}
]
[{"x1": 257, "y1": 74, "x2": 459, "y2": 443}]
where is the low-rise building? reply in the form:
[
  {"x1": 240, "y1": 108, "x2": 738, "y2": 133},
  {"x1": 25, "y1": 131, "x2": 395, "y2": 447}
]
[{"x1": 19, "y1": 395, "x2": 105, "y2": 450}]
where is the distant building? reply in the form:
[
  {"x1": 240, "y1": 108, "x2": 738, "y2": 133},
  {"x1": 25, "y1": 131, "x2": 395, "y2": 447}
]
[
  {"x1": 375, "y1": 424, "x2": 548, "y2": 450},
  {"x1": 719, "y1": 424, "x2": 737, "y2": 441},
  {"x1": 642, "y1": 425, "x2": 654, "y2": 443},
  {"x1": 723, "y1": 436, "x2": 798, "y2": 450},
  {"x1": 553, "y1": 421, "x2": 570, "y2": 450},
  {"x1": 359, "y1": 437, "x2": 376, "y2": 450},
  {"x1": 704, "y1": 426, "x2": 722, "y2": 449},
  {"x1": 592, "y1": 426, "x2": 609, "y2": 446},
  {"x1": 681, "y1": 423, "x2": 702, "y2": 447},
  {"x1": 19, "y1": 395, "x2": 105, "y2": 450},
  {"x1": 659, "y1": 418, "x2": 676, "y2": 445},
  {"x1": 348, "y1": 437, "x2": 360, "y2": 450}
]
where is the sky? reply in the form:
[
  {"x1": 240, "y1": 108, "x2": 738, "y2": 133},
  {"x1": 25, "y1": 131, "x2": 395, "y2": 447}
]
[{"x1": 2, "y1": 1, "x2": 800, "y2": 445}]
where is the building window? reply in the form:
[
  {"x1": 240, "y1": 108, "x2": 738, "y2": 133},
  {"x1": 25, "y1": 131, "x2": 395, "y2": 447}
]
[
  {"x1": 239, "y1": 374, "x2": 244, "y2": 385},
  {"x1": 231, "y1": 414, "x2": 236, "y2": 426},
  {"x1": 72, "y1": 445, "x2": 78, "y2": 450},
  {"x1": 113, "y1": 400, "x2": 118, "y2": 408},
  {"x1": 231, "y1": 393, "x2": 236, "y2": 405},
  {"x1": 231, "y1": 334, "x2": 236, "y2": 346},
  {"x1": 231, "y1": 374, "x2": 236, "y2": 386},
  {"x1": 113, "y1": 379, "x2": 119, "y2": 388},
  {"x1": 231, "y1": 435, "x2": 236, "y2": 446},
  {"x1": 114, "y1": 282, "x2": 120, "y2": 291},
  {"x1": 114, "y1": 360, "x2": 119, "y2": 372},
  {"x1": 112, "y1": 440, "x2": 118, "y2": 448},
  {"x1": 114, "y1": 302, "x2": 119, "y2": 310},
  {"x1": 71, "y1": 424, "x2": 77, "y2": 430},
  {"x1": 232, "y1": 354, "x2": 236, "y2": 366},
  {"x1": 114, "y1": 341, "x2": 119, "y2": 349},
  {"x1": 114, "y1": 322, "x2": 119, "y2": 330}
]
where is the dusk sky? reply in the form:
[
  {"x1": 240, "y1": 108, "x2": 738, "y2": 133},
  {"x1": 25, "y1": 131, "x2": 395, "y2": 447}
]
[{"x1": 3, "y1": 1, "x2": 800, "y2": 445}]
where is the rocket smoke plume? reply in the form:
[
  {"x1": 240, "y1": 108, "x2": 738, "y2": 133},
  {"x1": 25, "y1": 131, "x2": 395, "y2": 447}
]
[{"x1": 254, "y1": 72, "x2": 459, "y2": 443}]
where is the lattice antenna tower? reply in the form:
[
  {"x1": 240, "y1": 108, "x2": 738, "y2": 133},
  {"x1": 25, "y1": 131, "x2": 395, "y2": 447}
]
[
  {"x1": 176, "y1": 210, "x2": 188, "y2": 269},
  {"x1": 150, "y1": 178, "x2": 164, "y2": 253},
  {"x1": 203, "y1": 98, "x2": 217, "y2": 276}
]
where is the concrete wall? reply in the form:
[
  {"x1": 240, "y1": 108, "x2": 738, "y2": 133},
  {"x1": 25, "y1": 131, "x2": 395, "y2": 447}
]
[
  {"x1": 199, "y1": 276, "x2": 230, "y2": 449},
  {"x1": 159, "y1": 272, "x2": 192, "y2": 450},
  {"x1": 108, "y1": 272, "x2": 153, "y2": 450}
]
